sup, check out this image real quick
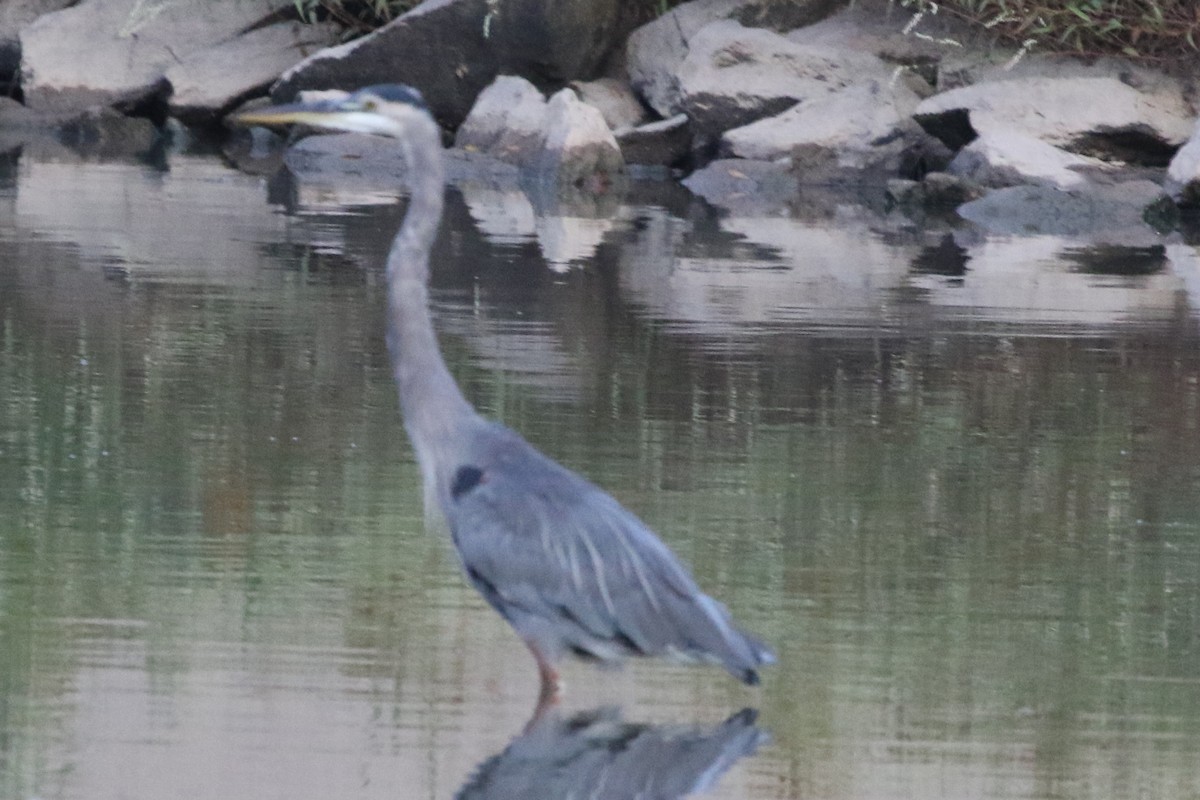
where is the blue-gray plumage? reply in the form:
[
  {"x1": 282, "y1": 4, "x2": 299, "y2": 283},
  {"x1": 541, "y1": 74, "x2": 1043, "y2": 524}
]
[{"x1": 234, "y1": 85, "x2": 774, "y2": 706}]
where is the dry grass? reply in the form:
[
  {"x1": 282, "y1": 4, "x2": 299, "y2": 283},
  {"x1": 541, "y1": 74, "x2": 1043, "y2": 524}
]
[
  {"x1": 292, "y1": 0, "x2": 419, "y2": 34},
  {"x1": 901, "y1": 0, "x2": 1200, "y2": 60},
  {"x1": 294, "y1": 0, "x2": 687, "y2": 35},
  {"x1": 296, "y1": 0, "x2": 1200, "y2": 62}
]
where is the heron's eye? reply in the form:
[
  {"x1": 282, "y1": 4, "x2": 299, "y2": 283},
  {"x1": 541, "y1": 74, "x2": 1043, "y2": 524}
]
[{"x1": 361, "y1": 98, "x2": 377, "y2": 112}]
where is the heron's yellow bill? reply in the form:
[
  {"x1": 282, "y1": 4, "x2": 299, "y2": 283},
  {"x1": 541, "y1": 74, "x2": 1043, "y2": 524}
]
[
  {"x1": 232, "y1": 96, "x2": 403, "y2": 137},
  {"x1": 232, "y1": 100, "x2": 342, "y2": 129}
]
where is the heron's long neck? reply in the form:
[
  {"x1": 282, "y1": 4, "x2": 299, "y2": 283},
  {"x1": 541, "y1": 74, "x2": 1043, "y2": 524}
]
[{"x1": 385, "y1": 119, "x2": 475, "y2": 471}]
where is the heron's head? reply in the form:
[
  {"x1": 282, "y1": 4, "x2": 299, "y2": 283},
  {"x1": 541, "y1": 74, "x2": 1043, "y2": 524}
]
[{"x1": 232, "y1": 84, "x2": 431, "y2": 139}]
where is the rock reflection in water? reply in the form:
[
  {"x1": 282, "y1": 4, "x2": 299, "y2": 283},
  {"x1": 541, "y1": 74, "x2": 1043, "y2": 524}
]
[{"x1": 456, "y1": 707, "x2": 767, "y2": 800}]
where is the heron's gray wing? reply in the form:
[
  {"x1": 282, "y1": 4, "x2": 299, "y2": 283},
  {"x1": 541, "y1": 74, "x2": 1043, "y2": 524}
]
[{"x1": 442, "y1": 431, "x2": 767, "y2": 678}]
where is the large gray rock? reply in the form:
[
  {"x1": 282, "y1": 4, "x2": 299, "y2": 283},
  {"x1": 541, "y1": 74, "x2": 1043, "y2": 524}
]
[
  {"x1": 915, "y1": 75, "x2": 1194, "y2": 160},
  {"x1": 626, "y1": 0, "x2": 843, "y2": 118},
  {"x1": 167, "y1": 21, "x2": 339, "y2": 124},
  {"x1": 274, "y1": 0, "x2": 620, "y2": 130},
  {"x1": 0, "y1": 102, "x2": 158, "y2": 159},
  {"x1": 0, "y1": 0, "x2": 71, "y2": 81},
  {"x1": 1165, "y1": 119, "x2": 1200, "y2": 205},
  {"x1": 947, "y1": 129, "x2": 1111, "y2": 190},
  {"x1": 784, "y1": 0, "x2": 968, "y2": 71},
  {"x1": 535, "y1": 89, "x2": 624, "y2": 190},
  {"x1": 53, "y1": 106, "x2": 161, "y2": 157},
  {"x1": 784, "y1": 117, "x2": 952, "y2": 187},
  {"x1": 20, "y1": 0, "x2": 292, "y2": 112},
  {"x1": 720, "y1": 80, "x2": 920, "y2": 163},
  {"x1": 957, "y1": 181, "x2": 1167, "y2": 241},
  {"x1": 0, "y1": 85, "x2": 166, "y2": 159},
  {"x1": 677, "y1": 21, "x2": 894, "y2": 137},
  {"x1": 569, "y1": 78, "x2": 646, "y2": 132},
  {"x1": 682, "y1": 158, "x2": 800, "y2": 214},
  {"x1": 455, "y1": 75, "x2": 550, "y2": 166}
]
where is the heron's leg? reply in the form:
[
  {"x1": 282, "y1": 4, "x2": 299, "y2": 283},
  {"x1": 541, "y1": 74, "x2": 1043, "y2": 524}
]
[{"x1": 523, "y1": 639, "x2": 562, "y2": 729}]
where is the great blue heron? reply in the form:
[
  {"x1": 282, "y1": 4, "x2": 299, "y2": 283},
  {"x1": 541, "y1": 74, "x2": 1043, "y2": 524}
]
[{"x1": 234, "y1": 85, "x2": 774, "y2": 708}]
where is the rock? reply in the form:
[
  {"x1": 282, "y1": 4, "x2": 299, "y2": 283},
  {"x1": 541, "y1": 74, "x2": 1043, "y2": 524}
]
[
  {"x1": 0, "y1": 94, "x2": 60, "y2": 130},
  {"x1": 167, "y1": 21, "x2": 339, "y2": 124},
  {"x1": 274, "y1": 0, "x2": 621, "y2": 130},
  {"x1": 536, "y1": 89, "x2": 625, "y2": 191},
  {"x1": 915, "y1": 75, "x2": 1193, "y2": 162},
  {"x1": 0, "y1": 0, "x2": 72, "y2": 81},
  {"x1": 569, "y1": 78, "x2": 646, "y2": 132},
  {"x1": 626, "y1": 0, "x2": 842, "y2": 118},
  {"x1": 455, "y1": 77, "x2": 625, "y2": 189},
  {"x1": 956, "y1": 180, "x2": 1167, "y2": 241},
  {"x1": 682, "y1": 158, "x2": 799, "y2": 214},
  {"x1": 720, "y1": 80, "x2": 920, "y2": 163},
  {"x1": 55, "y1": 106, "x2": 161, "y2": 158},
  {"x1": 616, "y1": 114, "x2": 692, "y2": 167},
  {"x1": 778, "y1": 119, "x2": 953, "y2": 188},
  {"x1": 455, "y1": 75, "x2": 550, "y2": 167},
  {"x1": 785, "y1": 0, "x2": 964, "y2": 77},
  {"x1": 1165, "y1": 120, "x2": 1200, "y2": 206},
  {"x1": 483, "y1": 0, "x2": 620, "y2": 83},
  {"x1": 0, "y1": 95, "x2": 162, "y2": 158},
  {"x1": 0, "y1": 95, "x2": 58, "y2": 152},
  {"x1": 948, "y1": 129, "x2": 1112, "y2": 190},
  {"x1": 881, "y1": 172, "x2": 979, "y2": 211},
  {"x1": 719, "y1": 72, "x2": 952, "y2": 187},
  {"x1": 920, "y1": 171, "x2": 982, "y2": 206},
  {"x1": 19, "y1": 0, "x2": 292, "y2": 113},
  {"x1": 677, "y1": 21, "x2": 898, "y2": 137}
]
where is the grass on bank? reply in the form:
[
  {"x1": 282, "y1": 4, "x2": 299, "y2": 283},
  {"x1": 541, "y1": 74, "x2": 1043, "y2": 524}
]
[
  {"x1": 900, "y1": 1, "x2": 1198, "y2": 60},
  {"x1": 291, "y1": 0, "x2": 681, "y2": 36},
  {"x1": 294, "y1": 0, "x2": 1200, "y2": 61},
  {"x1": 292, "y1": 0, "x2": 418, "y2": 34}
]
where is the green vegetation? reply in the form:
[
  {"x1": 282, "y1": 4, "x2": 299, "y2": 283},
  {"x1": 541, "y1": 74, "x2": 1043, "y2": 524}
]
[{"x1": 903, "y1": 0, "x2": 1200, "y2": 59}]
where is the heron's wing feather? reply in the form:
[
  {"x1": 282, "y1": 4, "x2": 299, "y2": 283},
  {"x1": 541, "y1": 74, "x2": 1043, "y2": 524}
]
[{"x1": 443, "y1": 433, "x2": 760, "y2": 669}]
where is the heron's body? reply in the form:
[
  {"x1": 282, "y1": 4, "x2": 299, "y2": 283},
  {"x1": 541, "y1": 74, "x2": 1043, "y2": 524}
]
[{"x1": 235, "y1": 86, "x2": 774, "y2": 702}]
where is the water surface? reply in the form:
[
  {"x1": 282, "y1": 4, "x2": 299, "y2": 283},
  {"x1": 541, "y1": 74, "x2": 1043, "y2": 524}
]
[{"x1": 1, "y1": 147, "x2": 1199, "y2": 799}]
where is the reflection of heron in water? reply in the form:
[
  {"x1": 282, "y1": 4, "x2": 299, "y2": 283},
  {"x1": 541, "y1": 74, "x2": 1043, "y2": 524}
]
[
  {"x1": 235, "y1": 86, "x2": 774, "y2": 712},
  {"x1": 456, "y1": 706, "x2": 767, "y2": 800}
]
